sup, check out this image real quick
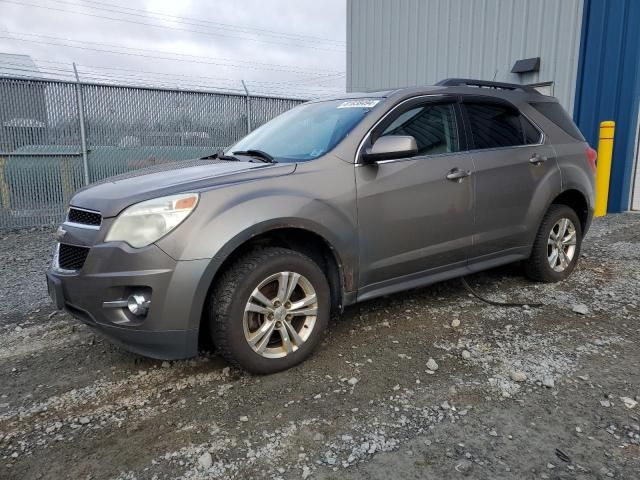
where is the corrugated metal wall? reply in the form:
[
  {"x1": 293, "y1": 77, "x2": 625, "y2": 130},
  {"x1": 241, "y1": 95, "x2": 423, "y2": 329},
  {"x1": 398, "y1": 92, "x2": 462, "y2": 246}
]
[{"x1": 347, "y1": 0, "x2": 583, "y2": 112}]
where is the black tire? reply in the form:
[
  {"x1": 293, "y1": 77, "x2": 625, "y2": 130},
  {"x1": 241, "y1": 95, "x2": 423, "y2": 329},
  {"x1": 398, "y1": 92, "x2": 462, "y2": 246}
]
[
  {"x1": 524, "y1": 204, "x2": 583, "y2": 283},
  {"x1": 209, "y1": 247, "x2": 330, "y2": 374}
]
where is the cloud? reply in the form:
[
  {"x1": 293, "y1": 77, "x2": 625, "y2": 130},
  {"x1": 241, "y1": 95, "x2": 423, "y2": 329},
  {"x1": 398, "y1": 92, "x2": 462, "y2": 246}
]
[{"x1": 0, "y1": 0, "x2": 346, "y2": 97}]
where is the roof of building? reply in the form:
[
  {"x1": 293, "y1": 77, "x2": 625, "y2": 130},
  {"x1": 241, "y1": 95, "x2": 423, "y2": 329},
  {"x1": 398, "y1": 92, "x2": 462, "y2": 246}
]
[{"x1": 0, "y1": 53, "x2": 41, "y2": 78}]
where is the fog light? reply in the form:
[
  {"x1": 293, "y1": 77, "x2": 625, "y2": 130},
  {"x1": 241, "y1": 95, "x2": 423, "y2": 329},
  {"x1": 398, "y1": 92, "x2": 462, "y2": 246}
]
[{"x1": 127, "y1": 293, "x2": 150, "y2": 316}]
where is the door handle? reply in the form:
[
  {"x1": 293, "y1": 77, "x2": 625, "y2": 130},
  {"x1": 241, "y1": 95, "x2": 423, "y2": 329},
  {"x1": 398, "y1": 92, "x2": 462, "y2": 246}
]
[
  {"x1": 446, "y1": 168, "x2": 471, "y2": 182},
  {"x1": 529, "y1": 153, "x2": 548, "y2": 165}
]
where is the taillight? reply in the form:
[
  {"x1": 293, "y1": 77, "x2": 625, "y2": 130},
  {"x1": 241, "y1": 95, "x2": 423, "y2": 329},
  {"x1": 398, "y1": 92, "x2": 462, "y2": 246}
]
[{"x1": 585, "y1": 146, "x2": 597, "y2": 173}]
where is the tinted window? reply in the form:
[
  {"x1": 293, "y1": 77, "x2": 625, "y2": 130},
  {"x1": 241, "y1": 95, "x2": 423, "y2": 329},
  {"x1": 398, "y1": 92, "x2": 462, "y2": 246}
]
[
  {"x1": 380, "y1": 103, "x2": 460, "y2": 156},
  {"x1": 465, "y1": 103, "x2": 524, "y2": 149},
  {"x1": 522, "y1": 115, "x2": 542, "y2": 144},
  {"x1": 531, "y1": 101, "x2": 585, "y2": 141}
]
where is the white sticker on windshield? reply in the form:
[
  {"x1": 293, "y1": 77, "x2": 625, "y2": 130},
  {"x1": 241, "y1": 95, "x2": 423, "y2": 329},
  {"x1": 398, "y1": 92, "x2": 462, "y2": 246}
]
[{"x1": 337, "y1": 99, "x2": 381, "y2": 109}]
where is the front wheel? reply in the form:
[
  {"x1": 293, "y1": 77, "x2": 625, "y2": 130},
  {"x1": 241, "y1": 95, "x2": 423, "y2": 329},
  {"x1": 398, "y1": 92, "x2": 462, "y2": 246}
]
[
  {"x1": 209, "y1": 247, "x2": 330, "y2": 374},
  {"x1": 524, "y1": 204, "x2": 583, "y2": 282}
]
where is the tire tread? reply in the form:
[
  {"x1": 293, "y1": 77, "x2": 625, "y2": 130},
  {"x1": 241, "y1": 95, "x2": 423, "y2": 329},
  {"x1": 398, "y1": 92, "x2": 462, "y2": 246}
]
[
  {"x1": 209, "y1": 247, "x2": 322, "y2": 371},
  {"x1": 524, "y1": 204, "x2": 582, "y2": 282}
]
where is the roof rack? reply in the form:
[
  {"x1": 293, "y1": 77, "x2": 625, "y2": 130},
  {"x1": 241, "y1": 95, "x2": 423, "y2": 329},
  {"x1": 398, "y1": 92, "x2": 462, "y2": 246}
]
[{"x1": 435, "y1": 78, "x2": 538, "y2": 94}]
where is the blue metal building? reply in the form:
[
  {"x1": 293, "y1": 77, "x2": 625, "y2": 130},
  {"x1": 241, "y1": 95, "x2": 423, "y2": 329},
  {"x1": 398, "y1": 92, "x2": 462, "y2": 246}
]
[
  {"x1": 574, "y1": 0, "x2": 640, "y2": 212},
  {"x1": 347, "y1": 0, "x2": 640, "y2": 212}
]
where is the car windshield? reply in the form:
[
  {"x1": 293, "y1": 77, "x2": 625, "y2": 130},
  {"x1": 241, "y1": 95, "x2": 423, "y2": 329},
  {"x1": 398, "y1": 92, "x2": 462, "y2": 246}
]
[{"x1": 228, "y1": 98, "x2": 381, "y2": 162}]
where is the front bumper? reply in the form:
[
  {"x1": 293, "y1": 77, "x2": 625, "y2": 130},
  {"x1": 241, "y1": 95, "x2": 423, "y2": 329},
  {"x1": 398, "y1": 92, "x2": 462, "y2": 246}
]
[{"x1": 47, "y1": 240, "x2": 210, "y2": 360}]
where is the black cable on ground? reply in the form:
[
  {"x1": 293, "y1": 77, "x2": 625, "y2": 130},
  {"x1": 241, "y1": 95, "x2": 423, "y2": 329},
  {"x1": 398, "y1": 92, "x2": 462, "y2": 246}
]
[{"x1": 460, "y1": 277, "x2": 544, "y2": 308}]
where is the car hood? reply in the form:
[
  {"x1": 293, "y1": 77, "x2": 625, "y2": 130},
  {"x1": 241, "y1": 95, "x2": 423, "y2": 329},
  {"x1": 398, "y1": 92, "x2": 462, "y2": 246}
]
[{"x1": 70, "y1": 159, "x2": 296, "y2": 217}]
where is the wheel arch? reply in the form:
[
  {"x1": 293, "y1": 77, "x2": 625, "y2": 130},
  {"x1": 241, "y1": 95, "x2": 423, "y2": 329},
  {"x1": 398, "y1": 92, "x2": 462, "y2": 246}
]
[
  {"x1": 550, "y1": 188, "x2": 591, "y2": 234},
  {"x1": 192, "y1": 221, "x2": 351, "y2": 348}
]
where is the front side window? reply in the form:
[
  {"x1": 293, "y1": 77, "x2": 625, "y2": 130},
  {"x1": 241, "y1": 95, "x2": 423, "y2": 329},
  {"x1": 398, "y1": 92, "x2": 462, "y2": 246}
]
[
  {"x1": 228, "y1": 99, "x2": 380, "y2": 162},
  {"x1": 380, "y1": 103, "x2": 460, "y2": 156}
]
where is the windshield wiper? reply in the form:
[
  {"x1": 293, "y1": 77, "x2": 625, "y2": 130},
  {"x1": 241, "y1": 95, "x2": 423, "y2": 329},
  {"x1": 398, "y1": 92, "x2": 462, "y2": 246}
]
[
  {"x1": 200, "y1": 150, "x2": 240, "y2": 161},
  {"x1": 232, "y1": 149, "x2": 277, "y2": 163}
]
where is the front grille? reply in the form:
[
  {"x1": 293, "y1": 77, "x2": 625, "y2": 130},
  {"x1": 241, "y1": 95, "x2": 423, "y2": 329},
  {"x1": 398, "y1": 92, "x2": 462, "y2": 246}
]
[
  {"x1": 68, "y1": 208, "x2": 102, "y2": 227},
  {"x1": 58, "y1": 244, "x2": 90, "y2": 271}
]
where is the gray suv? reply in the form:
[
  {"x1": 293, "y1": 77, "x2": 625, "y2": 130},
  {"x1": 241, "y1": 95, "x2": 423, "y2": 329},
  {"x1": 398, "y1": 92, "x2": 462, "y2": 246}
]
[{"x1": 47, "y1": 79, "x2": 596, "y2": 373}]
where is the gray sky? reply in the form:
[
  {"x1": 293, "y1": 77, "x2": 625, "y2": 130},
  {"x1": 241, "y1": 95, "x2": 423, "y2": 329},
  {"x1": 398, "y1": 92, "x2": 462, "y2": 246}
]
[{"x1": 0, "y1": 0, "x2": 346, "y2": 98}]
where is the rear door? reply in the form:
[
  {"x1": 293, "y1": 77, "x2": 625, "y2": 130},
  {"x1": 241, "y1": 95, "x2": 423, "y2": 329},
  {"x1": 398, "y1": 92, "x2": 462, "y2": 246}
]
[
  {"x1": 355, "y1": 96, "x2": 475, "y2": 294},
  {"x1": 461, "y1": 98, "x2": 559, "y2": 263}
]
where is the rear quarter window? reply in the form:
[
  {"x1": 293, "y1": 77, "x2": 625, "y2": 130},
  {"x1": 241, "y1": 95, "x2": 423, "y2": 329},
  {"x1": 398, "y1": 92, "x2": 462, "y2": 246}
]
[
  {"x1": 530, "y1": 102, "x2": 585, "y2": 141},
  {"x1": 464, "y1": 103, "x2": 541, "y2": 149},
  {"x1": 522, "y1": 115, "x2": 542, "y2": 144},
  {"x1": 464, "y1": 103, "x2": 524, "y2": 149}
]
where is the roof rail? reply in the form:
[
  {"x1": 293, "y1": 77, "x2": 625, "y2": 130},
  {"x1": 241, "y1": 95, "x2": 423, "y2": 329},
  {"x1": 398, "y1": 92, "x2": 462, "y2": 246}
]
[{"x1": 436, "y1": 78, "x2": 539, "y2": 94}]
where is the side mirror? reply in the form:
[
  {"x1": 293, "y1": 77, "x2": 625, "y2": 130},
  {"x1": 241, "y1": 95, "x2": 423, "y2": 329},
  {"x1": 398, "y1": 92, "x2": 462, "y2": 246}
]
[{"x1": 362, "y1": 135, "x2": 418, "y2": 163}]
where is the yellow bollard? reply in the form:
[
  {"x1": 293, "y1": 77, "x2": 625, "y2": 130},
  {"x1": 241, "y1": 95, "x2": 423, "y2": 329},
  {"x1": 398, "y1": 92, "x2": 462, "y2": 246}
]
[{"x1": 594, "y1": 120, "x2": 615, "y2": 217}]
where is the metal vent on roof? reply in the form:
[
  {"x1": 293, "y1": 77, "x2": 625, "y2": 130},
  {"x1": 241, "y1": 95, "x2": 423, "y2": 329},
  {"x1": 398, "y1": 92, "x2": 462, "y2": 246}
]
[{"x1": 511, "y1": 57, "x2": 541, "y2": 74}]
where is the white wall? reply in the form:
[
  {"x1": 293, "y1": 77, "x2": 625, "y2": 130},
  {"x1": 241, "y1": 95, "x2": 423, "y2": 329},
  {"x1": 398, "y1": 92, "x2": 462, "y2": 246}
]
[{"x1": 347, "y1": 0, "x2": 584, "y2": 112}]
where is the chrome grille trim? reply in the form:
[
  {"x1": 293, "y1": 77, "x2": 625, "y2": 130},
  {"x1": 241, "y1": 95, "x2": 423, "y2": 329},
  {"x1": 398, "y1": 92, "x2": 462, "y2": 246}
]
[{"x1": 66, "y1": 207, "x2": 102, "y2": 229}]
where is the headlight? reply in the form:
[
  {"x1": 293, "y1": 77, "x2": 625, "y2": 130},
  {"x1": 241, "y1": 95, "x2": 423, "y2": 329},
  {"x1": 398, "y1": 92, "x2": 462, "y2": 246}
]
[{"x1": 105, "y1": 193, "x2": 199, "y2": 248}]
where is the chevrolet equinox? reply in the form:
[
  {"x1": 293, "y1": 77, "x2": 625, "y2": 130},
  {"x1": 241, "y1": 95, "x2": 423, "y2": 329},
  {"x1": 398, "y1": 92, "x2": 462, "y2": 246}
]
[{"x1": 47, "y1": 79, "x2": 596, "y2": 373}]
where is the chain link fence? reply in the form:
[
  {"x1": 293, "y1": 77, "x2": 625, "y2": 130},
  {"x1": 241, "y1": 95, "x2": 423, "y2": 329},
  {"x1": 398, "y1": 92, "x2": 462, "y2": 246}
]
[{"x1": 0, "y1": 77, "x2": 304, "y2": 228}]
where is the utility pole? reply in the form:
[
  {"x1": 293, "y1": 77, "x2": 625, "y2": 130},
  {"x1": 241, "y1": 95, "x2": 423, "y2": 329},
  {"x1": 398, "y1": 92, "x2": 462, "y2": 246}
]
[
  {"x1": 73, "y1": 63, "x2": 90, "y2": 186},
  {"x1": 241, "y1": 80, "x2": 251, "y2": 134}
]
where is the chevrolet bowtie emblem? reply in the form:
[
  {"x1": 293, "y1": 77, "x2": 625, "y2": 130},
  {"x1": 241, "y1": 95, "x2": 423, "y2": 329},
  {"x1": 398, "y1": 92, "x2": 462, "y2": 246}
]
[{"x1": 55, "y1": 226, "x2": 67, "y2": 241}]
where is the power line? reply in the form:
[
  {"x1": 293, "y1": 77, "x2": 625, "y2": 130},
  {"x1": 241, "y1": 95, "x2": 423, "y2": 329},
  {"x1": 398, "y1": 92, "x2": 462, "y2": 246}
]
[
  {"x1": 21, "y1": 58, "x2": 345, "y2": 88},
  {"x1": 0, "y1": 57, "x2": 345, "y2": 94},
  {"x1": 76, "y1": 71, "x2": 343, "y2": 93},
  {"x1": 0, "y1": 67, "x2": 317, "y2": 98},
  {"x1": 0, "y1": 31, "x2": 344, "y2": 76},
  {"x1": 68, "y1": 62, "x2": 345, "y2": 88},
  {"x1": 73, "y1": 0, "x2": 345, "y2": 46},
  {"x1": 286, "y1": 73, "x2": 348, "y2": 87},
  {"x1": 1, "y1": 0, "x2": 345, "y2": 52},
  {"x1": 0, "y1": 32, "x2": 345, "y2": 76},
  {"x1": 0, "y1": 62, "x2": 344, "y2": 97},
  {"x1": 74, "y1": 70, "x2": 342, "y2": 95}
]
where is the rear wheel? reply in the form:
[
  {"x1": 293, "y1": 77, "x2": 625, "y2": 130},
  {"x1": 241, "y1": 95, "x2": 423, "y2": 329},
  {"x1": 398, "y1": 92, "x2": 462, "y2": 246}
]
[
  {"x1": 209, "y1": 247, "x2": 330, "y2": 374},
  {"x1": 524, "y1": 204, "x2": 583, "y2": 282}
]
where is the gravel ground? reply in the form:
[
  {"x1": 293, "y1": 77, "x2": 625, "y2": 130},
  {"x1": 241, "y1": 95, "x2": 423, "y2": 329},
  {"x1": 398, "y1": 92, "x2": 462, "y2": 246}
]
[
  {"x1": 0, "y1": 227, "x2": 54, "y2": 326},
  {"x1": 1, "y1": 214, "x2": 639, "y2": 479}
]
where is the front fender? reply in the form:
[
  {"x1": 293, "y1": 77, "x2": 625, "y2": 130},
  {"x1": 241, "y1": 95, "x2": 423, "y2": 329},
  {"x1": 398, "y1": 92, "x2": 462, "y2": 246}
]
[
  {"x1": 155, "y1": 158, "x2": 358, "y2": 331},
  {"x1": 158, "y1": 191, "x2": 356, "y2": 263},
  {"x1": 177, "y1": 216, "x2": 356, "y2": 332}
]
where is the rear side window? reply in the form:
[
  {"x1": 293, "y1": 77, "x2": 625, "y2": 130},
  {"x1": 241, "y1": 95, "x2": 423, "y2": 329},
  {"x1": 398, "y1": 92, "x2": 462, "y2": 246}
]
[
  {"x1": 530, "y1": 101, "x2": 585, "y2": 141},
  {"x1": 380, "y1": 103, "x2": 460, "y2": 156},
  {"x1": 464, "y1": 103, "x2": 542, "y2": 149}
]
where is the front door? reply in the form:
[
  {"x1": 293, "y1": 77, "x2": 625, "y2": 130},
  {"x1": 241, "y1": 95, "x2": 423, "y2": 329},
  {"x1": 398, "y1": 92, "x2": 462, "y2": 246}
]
[{"x1": 355, "y1": 98, "x2": 474, "y2": 296}]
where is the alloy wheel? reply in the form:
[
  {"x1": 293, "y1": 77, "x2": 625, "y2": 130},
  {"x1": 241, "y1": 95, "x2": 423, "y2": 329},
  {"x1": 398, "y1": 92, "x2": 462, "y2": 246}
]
[
  {"x1": 547, "y1": 218, "x2": 577, "y2": 272},
  {"x1": 242, "y1": 271, "x2": 318, "y2": 359}
]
